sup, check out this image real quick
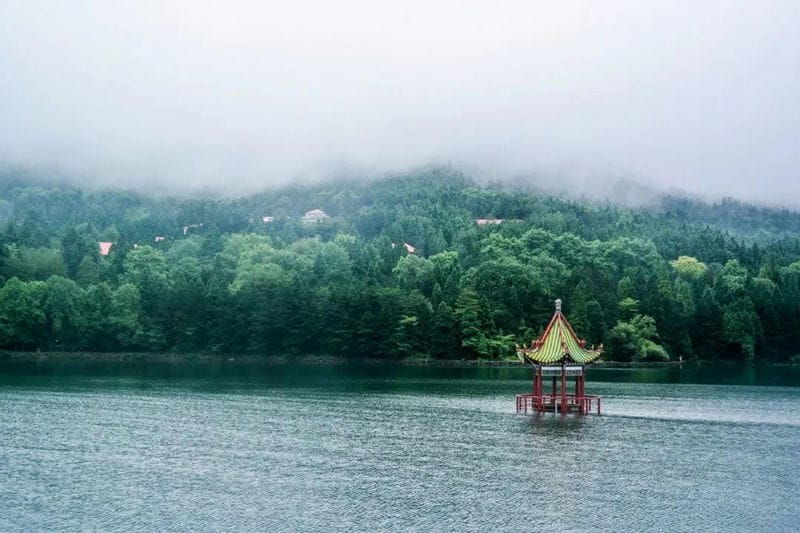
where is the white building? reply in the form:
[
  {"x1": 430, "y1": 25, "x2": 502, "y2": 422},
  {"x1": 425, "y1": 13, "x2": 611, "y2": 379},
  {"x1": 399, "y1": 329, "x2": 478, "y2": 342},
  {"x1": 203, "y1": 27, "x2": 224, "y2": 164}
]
[{"x1": 301, "y1": 209, "x2": 329, "y2": 222}]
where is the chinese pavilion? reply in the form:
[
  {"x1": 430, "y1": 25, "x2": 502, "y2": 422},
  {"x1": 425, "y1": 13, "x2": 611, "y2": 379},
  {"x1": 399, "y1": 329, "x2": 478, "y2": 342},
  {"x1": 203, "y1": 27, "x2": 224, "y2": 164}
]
[{"x1": 515, "y1": 299, "x2": 603, "y2": 415}]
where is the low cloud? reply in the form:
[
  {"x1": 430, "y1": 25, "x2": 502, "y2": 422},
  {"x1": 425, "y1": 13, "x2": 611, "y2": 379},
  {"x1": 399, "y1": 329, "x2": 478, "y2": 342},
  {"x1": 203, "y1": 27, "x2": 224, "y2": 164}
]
[{"x1": 1, "y1": 1, "x2": 798, "y2": 204}]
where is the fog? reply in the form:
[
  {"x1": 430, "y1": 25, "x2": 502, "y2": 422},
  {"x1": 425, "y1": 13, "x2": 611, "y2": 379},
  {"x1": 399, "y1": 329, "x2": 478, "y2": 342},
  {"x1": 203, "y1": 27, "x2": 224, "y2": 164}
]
[{"x1": 1, "y1": 1, "x2": 799, "y2": 204}]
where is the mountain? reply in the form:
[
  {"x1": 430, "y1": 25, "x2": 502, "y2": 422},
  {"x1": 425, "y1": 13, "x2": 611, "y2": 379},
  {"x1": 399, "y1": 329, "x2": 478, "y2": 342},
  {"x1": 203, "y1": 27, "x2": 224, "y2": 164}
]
[{"x1": 1, "y1": 168, "x2": 798, "y2": 362}]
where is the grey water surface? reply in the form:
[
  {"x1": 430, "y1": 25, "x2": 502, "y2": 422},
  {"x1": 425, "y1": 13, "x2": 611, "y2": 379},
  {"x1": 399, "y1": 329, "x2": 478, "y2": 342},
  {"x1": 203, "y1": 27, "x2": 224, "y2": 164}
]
[{"x1": 1, "y1": 360, "x2": 799, "y2": 532}]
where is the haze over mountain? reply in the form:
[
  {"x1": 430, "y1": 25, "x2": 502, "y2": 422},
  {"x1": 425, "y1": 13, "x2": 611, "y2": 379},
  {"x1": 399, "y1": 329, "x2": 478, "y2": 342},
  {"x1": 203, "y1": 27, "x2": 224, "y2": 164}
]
[{"x1": 1, "y1": 1, "x2": 799, "y2": 204}]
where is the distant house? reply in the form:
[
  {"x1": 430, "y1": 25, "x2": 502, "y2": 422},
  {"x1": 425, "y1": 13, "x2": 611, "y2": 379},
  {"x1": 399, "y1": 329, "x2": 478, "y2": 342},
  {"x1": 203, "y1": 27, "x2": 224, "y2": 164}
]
[
  {"x1": 476, "y1": 218, "x2": 504, "y2": 225},
  {"x1": 262, "y1": 216, "x2": 275, "y2": 223},
  {"x1": 183, "y1": 223, "x2": 204, "y2": 235},
  {"x1": 391, "y1": 242, "x2": 417, "y2": 254},
  {"x1": 98, "y1": 242, "x2": 114, "y2": 256},
  {"x1": 154, "y1": 236, "x2": 165, "y2": 242},
  {"x1": 301, "y1": 209, "x2": 328, "y2": 223}
]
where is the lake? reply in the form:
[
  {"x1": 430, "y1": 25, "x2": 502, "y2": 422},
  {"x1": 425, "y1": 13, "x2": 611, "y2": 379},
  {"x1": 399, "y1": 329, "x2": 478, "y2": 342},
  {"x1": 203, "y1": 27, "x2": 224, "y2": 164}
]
[{"x1": 1, "y1": 359, "x2": 799, "y2": 532}]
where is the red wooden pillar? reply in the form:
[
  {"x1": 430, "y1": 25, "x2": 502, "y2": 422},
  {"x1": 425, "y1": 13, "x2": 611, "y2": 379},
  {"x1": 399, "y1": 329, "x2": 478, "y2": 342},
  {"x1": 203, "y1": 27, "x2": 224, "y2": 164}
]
[
  {"x1": 561, "y1": 368, "x2": 567, "y2": 414},
  {"x1": 537, "y1": 370, "x2": 543, "y2": 410},
  {"x1": 585, "y1": 374, "x2": 590, "y2": 414}
]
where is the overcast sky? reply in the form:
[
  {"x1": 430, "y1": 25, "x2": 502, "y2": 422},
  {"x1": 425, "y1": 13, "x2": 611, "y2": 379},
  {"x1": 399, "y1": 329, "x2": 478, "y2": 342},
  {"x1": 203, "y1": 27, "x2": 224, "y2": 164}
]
[{"x1": 1, "y1": 1, "x2": 799, "y2": 203}]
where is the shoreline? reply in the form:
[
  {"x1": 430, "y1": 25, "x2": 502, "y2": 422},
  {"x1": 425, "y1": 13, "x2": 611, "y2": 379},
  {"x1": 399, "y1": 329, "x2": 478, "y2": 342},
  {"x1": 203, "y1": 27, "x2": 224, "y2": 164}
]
[{"x1": 0, "y1": 351, "x2": 777, "y2": 368}]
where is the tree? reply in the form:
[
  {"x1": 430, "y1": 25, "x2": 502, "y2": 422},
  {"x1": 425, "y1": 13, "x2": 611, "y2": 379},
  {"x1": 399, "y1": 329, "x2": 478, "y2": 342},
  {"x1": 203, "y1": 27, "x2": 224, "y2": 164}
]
[
  {"x1": 454, "y1": 289, "x2": 486, "y2": 359},
  {"x1": 4, "y1": 246, "x2": 66, "y2": 281},
  {"x1": 110, "y1": 283, "x2": 145, "y2": 350},
  {"x1": 43, "y1": 276, "x2": 85, "y2": 349},
  {"x1": 430, "y1": 302, "x2": 458, "y2": 359},
  {"x1": 617, "y1": 297, "x2": 640, "y2": 321},
  {"x1": 61, "y1": 225, "x2": 99, "y2": 279},
  {"x1": 75, "y1": 255, "x2": 100, "y2": 286},
  {"x1": 84, "y1": 283, "x2": 116, "y2": 351},
  {"x1": 606, "y1": 313, "x2": 668, "y2": 362},
  {"x1": 0, "y1": 277, "x2": 47, "y2": 349},
  {"x1": 120, "y1": 245, "x2": 171, "y2": 346},
  {"x1": 692, "y1": 287, "x2": 723, "y2": 360},
  {"x1": 606, "y1": 322, "x2": 640, "y2": 362},
  {"x1": 393, "y1": 254, "x2": 434, "y2": 295},
  {"x1": 722, "y1": 297, "x2": 762, "y2": 362},
  {"x1": 670, "y1": 255, "x2": 708, "y2": 281}
]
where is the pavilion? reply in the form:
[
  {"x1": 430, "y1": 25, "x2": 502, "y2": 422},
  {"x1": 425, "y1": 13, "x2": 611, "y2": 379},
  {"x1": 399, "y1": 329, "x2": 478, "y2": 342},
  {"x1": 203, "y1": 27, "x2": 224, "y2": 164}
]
[{"x1": 515, "y1": 299, "x2": 603, "y2": 415}]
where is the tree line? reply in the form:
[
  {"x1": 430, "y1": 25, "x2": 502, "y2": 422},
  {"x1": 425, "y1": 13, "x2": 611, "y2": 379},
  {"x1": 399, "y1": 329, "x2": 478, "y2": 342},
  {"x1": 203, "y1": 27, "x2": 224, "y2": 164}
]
[{"x1": 1, "y1": 168, "x2": 800, "y2": 362}]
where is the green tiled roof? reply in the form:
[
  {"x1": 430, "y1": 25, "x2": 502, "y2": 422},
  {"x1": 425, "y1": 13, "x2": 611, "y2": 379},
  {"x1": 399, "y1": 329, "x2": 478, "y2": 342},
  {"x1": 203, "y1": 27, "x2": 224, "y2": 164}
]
[{"x1": 517, "y1": 300, "x2": 602, "y2": 364}]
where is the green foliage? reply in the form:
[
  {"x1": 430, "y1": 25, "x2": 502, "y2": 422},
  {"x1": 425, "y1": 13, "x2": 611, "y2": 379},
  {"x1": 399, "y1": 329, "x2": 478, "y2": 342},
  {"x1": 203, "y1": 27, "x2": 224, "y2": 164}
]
[
  {"x1": 1, "y1": 169, "x2": 799, "y2": 362},
  {"x1": 640, "y1": 340, "x2": 670, "y2": 362},
  {"x1": 0, "y1": 277, "x2": 46, "y2": 348},
  {"x1": 4, "y1": 245, "x2": 66, "y2": 280},
  {"x1": 606, "y1": 322, "x2": 640, "y2": 362},
  {"x1": 670, "y1": 256, "x2": 708, "y2": 280},
  {"x1": 617, "y1": 297, "x2": 640, "y2": 321},
  {"x1": 722, "y1": 297, "x2": 762, "y2": 361},
  {"x1": 606, "y1": 312, "x2": 668, "y2": 362},
  {"x1": 454, "y1": 289, "x2": 488, "y2": 359}
]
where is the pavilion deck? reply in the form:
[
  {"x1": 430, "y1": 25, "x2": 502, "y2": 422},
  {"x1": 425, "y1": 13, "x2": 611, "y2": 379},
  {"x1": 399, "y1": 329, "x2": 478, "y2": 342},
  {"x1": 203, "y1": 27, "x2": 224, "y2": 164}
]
[{"x1": 516, "y1": 393, "x2": 602, "y2": 415}]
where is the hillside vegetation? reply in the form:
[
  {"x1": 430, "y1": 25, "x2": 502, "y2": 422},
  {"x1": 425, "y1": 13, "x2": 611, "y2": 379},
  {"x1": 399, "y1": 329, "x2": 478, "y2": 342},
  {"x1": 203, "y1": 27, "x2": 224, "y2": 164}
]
[{"x1": 2, "y1": 168, "x2": 799, "y2": 362}]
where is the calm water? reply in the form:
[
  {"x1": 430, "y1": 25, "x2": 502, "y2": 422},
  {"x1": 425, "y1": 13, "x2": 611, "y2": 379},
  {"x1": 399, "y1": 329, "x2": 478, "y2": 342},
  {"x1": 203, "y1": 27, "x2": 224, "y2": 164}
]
[{"x1": 1, "y1": 360, "x2": 799, "y2": 532}]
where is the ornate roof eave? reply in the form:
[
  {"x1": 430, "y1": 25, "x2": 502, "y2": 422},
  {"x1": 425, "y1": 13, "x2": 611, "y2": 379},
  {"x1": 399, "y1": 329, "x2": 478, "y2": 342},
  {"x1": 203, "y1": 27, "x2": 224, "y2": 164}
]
[{"x1": 516, "y1": 299, "x2": 603, "y2": 365}]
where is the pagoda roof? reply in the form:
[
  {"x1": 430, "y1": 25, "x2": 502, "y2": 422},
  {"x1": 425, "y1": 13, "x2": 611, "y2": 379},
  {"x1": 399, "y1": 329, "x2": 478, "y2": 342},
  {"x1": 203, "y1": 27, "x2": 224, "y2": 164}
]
[{"x1": 517, "y1": 299, "x2": 602, "y2": 365}]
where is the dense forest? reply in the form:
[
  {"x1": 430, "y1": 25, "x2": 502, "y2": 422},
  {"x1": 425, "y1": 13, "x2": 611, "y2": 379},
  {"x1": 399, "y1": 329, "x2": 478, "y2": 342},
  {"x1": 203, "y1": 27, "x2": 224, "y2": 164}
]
[{"x1": 1, "y1": 168, "x2": 800, "y2": 363}]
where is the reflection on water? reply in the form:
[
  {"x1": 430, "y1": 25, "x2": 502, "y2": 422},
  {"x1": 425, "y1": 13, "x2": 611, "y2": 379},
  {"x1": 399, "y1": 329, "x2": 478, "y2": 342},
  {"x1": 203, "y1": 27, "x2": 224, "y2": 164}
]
[
  {"x1": 3, "y1": 358, "x2": 800, "y2": 392},
  {"x1": 1, "y1": 359, "x2": 799, "y2": 531}
]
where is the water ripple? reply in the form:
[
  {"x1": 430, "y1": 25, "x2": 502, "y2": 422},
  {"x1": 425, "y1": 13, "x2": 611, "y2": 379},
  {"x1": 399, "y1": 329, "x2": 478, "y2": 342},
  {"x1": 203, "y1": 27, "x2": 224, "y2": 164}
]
[{"x1": 0, "y1": 373, "x2": 798, "y2": 532}]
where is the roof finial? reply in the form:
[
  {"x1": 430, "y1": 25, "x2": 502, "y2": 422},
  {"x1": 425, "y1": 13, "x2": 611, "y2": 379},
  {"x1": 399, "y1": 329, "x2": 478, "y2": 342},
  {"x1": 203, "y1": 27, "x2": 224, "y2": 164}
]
[{"x1": 555, "y1": 299, "x2": 562, "y2": 312}]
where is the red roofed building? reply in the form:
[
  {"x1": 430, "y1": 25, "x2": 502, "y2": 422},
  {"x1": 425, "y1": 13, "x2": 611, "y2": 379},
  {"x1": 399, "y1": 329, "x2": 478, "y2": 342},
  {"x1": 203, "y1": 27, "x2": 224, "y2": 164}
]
[{"x1": 98, "y1": 242, "x2": 113, "y2": 256}]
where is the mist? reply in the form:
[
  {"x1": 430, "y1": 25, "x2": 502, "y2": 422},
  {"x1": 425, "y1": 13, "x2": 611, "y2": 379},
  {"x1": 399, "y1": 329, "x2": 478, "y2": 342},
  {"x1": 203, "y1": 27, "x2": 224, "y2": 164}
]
[{"x1": 1, "y1": 1, "x2": 799, "y2": 204}]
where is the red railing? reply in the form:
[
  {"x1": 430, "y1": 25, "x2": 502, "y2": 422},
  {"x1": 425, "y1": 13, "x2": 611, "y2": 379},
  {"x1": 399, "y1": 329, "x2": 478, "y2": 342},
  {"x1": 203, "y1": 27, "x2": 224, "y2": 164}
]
[{"x1": 515, "y1": 393, "x2": 602, "y2": 415}]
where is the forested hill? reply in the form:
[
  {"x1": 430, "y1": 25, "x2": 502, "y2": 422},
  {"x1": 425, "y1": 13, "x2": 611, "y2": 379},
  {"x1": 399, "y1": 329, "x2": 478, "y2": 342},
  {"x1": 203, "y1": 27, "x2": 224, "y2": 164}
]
[{"x1": 1, "y1": 168, "x2": 800, "y2": 363}]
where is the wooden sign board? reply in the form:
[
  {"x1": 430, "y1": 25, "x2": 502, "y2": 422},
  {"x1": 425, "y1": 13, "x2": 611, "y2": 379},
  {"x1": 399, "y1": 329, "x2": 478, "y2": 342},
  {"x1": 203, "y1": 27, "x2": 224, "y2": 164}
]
[{"x1": 541, "y1": 366, "x2": 583, "y2": 377}]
